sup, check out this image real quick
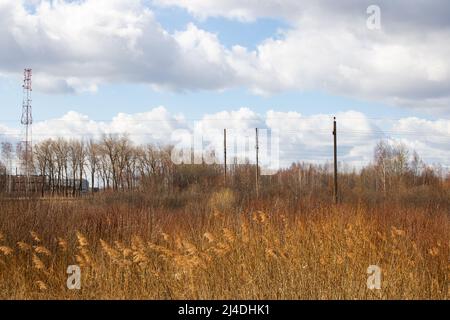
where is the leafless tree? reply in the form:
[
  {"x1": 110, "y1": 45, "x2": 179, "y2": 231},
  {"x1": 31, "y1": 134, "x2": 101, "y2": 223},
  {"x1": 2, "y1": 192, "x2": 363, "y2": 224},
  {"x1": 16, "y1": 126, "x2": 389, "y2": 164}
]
[
  {"x1": 87, "y1": 139, "x2": 100, "y2": 193},
  {"x1": 101, "y1": 134, "x2": 120, "y2": 191},
  {"x1": 34, "y1": 139, "x2": 52, "y2": 196}
]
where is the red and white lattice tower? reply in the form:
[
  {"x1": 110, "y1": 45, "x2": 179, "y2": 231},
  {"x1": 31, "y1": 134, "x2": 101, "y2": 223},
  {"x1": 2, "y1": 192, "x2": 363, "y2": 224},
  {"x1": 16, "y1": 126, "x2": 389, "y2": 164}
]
[{"x1": 21, "y1": 69, "x2": 33, "y2": 186}]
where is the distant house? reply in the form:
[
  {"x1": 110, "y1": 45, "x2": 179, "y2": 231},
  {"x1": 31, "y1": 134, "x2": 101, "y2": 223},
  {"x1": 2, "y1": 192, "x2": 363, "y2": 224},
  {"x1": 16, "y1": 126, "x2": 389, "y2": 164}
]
[
  {"x1": 9, "y1": 175, "x2": 47, "y2": 194},
  {"x1": 3, "y1": 175, "x2": 89, "y2": 196},
  {"x1": 62, "y1": 178, "x2": 90, "y2": 193}
]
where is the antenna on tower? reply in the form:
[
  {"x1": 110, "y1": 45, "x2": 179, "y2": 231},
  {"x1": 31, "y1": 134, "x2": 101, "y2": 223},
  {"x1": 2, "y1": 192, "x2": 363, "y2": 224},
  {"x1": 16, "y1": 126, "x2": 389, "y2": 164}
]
[{"x1": 21, "y1": 68, "x2": 33, "y2": 194}]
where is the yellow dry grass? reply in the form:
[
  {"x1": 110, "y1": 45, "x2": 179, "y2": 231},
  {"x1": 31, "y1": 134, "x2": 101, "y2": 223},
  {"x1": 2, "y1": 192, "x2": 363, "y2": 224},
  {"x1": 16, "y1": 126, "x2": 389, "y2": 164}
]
[{"x1": 0, "y1": 199, "x2": 448, "y2": 300}]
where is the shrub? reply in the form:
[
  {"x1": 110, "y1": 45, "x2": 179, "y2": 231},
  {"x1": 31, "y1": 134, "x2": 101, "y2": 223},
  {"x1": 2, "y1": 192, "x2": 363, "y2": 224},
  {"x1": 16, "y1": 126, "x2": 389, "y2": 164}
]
[{"x1": 208, "y1": 188, "x2": 236, "y2": 213}]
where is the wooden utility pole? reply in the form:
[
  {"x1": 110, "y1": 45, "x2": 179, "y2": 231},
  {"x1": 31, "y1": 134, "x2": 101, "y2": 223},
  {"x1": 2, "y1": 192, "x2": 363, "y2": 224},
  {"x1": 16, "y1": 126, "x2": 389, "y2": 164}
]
[
  {"x1": 224, "y1": 128, "x2": 227, "y2": 185},
  {"x1": 333, "y1": 117, "x2": 338, "y2": 204},
  {"x1": 255, "y1": 128, "x2": 260, "y2": 199}
]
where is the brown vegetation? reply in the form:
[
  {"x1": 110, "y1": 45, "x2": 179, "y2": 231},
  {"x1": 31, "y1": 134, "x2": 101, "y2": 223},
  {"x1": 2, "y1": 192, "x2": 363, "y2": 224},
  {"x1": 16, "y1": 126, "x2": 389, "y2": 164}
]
[
  {"x1": 0, "y1": 189, "x2": 448, "y2": 299},
  {"x1": 0, "y1": 138, "x2": 448, "y2": 300}
]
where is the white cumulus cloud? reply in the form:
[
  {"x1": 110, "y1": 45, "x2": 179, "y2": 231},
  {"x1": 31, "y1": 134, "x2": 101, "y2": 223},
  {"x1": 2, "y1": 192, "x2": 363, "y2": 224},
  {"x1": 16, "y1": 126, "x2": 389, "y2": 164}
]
[
  {"x1": 0, "y1": 0, "x2": 449, "y2": 113},
  {"x1": 2, "y1": 107, "x2": 449, "y2": 170}
]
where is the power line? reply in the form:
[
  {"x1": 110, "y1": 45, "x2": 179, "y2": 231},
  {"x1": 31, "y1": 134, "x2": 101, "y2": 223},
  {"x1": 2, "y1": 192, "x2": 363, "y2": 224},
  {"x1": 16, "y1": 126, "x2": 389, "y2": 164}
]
[
  {"x1": 1, "y1": 127, "x2": 450, "y2": 136},
  {"x1": 0, "y1": 115, "x2": 449, "y2": 123}
]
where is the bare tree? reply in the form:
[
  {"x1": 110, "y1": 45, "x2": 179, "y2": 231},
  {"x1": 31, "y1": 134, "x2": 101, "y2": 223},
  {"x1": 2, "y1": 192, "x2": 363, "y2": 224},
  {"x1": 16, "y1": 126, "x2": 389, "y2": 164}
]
[
  {"x1": 101, "y1": 134, "x2": 120, "y2": 191},
  {"x1": 78, "y1": 140, "x2": 86, "y2": 194},
  {"x1": 87, "y1": 139, "x2": 99, "y2": 193},
  {"x1": 53, "y1": 139, "x2": 70, "y2": 195},
  {"x1": 68, "y1": 140, "x2": 83, "y2": 196},
  {"x1": 34, "y1": 139, "x2": 52, "y2": 196},
  {"x1": 116, "y1": 136, "x2": 131, "y2": 190},
  {"x1": 1, "y1": 142, "x2": 14, "y2": 193}
]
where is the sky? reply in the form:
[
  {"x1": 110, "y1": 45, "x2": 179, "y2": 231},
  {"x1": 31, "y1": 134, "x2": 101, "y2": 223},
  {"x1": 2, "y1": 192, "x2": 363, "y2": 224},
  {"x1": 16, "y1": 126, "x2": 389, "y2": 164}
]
[{"x1": 0, "y1": 0, "x2": 449, "y2": 169}]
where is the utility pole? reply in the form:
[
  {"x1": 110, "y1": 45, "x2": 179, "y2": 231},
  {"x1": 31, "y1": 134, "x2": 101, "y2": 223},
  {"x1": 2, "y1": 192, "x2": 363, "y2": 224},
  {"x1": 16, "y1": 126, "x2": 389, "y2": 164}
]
[
  {"x1": 255, "y1": 128, "x2": 259, "y2": 199},
  {"x1": 333, "y1": 117, "x2": 338, "y2": 204},
  {"x1": 224, "y1": 128, "x2": 227, "y2": 185}
]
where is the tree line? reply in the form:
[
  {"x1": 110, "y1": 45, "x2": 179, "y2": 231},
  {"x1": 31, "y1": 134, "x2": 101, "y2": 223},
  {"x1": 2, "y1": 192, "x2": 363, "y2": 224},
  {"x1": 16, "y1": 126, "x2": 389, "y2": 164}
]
[{"x1": 0, "y1": 136, "x2": 449, "y2": 201}]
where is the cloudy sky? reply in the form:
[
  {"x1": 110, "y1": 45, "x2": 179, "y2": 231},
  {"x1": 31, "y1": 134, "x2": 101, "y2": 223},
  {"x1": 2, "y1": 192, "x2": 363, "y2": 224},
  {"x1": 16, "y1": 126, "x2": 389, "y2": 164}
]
[{"x1": 0, "y1": 0, "x2": 449, "y2": 168}]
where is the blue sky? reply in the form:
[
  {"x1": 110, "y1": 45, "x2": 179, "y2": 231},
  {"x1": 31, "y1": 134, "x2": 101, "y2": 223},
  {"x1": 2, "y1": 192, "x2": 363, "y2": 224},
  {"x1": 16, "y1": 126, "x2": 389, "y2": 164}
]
[
  {"x1": 1, "y1": 78, "x2": 423, "y2": 126},
  {"x1": 3, "y1": 4, "x2": 296, "y2": 124},
  {"x1": 0, "y1": 0, "x2": 443, "y2": 127},
  {"x1": 0, "y1": 0, "x2": 449, "y2": 168},
  {"x1": 151, "y1": 5, "x2": 288, "y2": 49}
]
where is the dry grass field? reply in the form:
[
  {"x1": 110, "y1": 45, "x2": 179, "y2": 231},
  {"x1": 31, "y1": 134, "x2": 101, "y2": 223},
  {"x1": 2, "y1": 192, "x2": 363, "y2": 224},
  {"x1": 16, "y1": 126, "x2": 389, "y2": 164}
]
[
  {"x1": 0, "y1": 190, "x2": 448, "y2": 300},
  {"x1": 3, "y1": 0, "x2": 450, "y2": 306}
]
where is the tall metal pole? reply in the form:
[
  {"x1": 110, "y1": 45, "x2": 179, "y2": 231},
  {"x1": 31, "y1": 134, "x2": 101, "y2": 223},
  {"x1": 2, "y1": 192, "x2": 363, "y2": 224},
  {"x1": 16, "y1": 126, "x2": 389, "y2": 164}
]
[
  {"x1": 21, "y1": 69, "x2": 33, "y2": 195},
  {"x1": 333, "y1": 117, "x2": 338, "y2": 204},
  {"x1": 255, "y1": 128, "x2": 259, "y2": 199},
  {"x1": 224, "y1": 128, "x2": 227, "y2": 185}
]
